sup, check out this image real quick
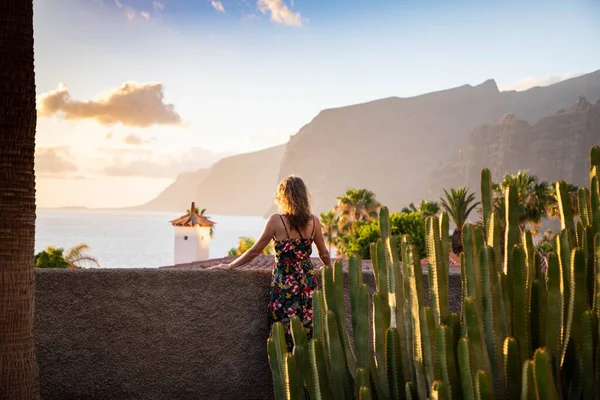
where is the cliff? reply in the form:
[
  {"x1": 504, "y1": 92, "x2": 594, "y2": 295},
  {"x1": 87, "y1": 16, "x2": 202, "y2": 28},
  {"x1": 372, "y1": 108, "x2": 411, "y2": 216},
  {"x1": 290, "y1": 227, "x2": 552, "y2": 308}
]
[
  {"x1": 426, "y1": 97, "x2": 600, "y2": 197},
  {"x1": 269, "y1": 70, "x2": 600, "y2": 215},
  {"x1": 139, "y1": 70, "x2": 600, "y2": 216}
]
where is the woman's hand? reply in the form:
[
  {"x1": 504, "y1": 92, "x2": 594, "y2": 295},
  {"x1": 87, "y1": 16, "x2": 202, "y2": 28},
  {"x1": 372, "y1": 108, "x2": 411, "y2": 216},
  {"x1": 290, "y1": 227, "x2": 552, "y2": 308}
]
[{"x1": 207, "y1": 263, "x2": 230, "y2": 270}]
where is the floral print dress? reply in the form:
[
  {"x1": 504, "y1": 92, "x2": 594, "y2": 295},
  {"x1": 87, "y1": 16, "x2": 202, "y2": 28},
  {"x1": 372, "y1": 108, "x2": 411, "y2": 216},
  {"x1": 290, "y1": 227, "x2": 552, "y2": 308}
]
[{"x1": 268, "y1": 215, "x2": 319, "y2": 350}]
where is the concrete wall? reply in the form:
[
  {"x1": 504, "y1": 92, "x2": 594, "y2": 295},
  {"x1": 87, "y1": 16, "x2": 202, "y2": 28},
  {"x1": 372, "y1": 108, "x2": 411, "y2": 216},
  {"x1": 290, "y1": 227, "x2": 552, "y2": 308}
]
[{"x1": 34, "y1": 268, "x2": 461, "y2": 400}]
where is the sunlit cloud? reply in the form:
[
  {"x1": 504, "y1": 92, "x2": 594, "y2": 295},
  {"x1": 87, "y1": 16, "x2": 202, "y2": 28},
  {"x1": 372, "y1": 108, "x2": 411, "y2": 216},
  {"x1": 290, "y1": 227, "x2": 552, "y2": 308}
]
[
  {"x1": 124, "y1": 133, "x2": 151, "y2": 145},
  {"x1": 500, "y1": 72, "x2": 584, "y2": 92},
  {"x1": 37, "y1": 82, "x2": 184, "y2": 128},
  {"x1": 211, "y1": 0, "x2": 225, "y2": 12},
  {"x1": 140, "y1": 11, "x2": 151, "y2": 20},
  {"x1": 257, "y1": 0, "x2": 304, "y2": 27},
  {"x1": 153, "y1": 1, "x2": 164, "y2": 11}
]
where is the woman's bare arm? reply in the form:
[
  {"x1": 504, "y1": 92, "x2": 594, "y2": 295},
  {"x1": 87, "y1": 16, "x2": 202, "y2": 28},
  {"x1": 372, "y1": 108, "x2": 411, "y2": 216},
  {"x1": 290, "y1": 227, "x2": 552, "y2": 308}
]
[
  {"x1": 223, "y1": 215, "x2": 276, "y2": 269},
  {"x1": 312, "y1": 217, "x2": 332, "y2": 267}
]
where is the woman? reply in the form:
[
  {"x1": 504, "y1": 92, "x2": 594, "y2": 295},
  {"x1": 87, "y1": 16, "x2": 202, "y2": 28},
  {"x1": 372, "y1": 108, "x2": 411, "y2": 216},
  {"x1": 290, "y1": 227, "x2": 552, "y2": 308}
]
[{"x1": 210, "y1": 176, "x2": 331, "y2": 349}]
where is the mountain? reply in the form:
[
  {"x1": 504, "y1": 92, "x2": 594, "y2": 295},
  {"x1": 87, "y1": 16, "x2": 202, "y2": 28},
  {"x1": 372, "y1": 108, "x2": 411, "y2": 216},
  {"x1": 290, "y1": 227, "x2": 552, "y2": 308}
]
[
  {"x1": 268, "y1": 70, "x2": 600, "y2": 215},
  {"x1": 135, "y1": 168, "x2": 210, "y2": 212},
  {"x1": 136, "y1": 145, "x2": 286, "y2": 215},
  {"x1": 426, "y1": 97, "x2": 600, "y2": 198},
  {"x1": 139, "y1": 70, "x2": 600, "y2": 216}
]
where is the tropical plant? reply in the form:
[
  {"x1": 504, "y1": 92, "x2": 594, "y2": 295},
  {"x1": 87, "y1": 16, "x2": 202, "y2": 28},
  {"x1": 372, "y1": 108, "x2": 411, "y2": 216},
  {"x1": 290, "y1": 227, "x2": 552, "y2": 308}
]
[
  {"x1": 337, "y1": 211, "x2": 426, "y2": 260},
  {"x1": 319, "y1": 210, "x2": 339, "y2": 254},
  {"x1": 336, "y1": 188, "x2": 381, "y2": 233},
  {"x1": 64, "y1": 243, "x2": 100, "y2": 268},
  {"x1": 268, "y1": 145, "x2": 600, "y2": 400},
  {"x1": 0, "y1": 1, "x2": 40, "y2": 397},
  {"x1": 228, "y1": 236, "x2": 273, "y2": 256},
  {"x1": 401, "y1": 200, "x2": 440, "y2": 218},
  {"x1": 439, "y1": 187, "x2": 479, "y2": 254},
  {"x1": 34, "y1": 247, "x2": 69, "y2": 269},
  {"x1": 187, "y1": 206, "x2": 215, "y2": 238},
  {"x1": 35, "y1": 244, "x2": 100, "y2": 269},
  {"x1": 491, "y1": 171, "x2": 556, "y2": 235}
]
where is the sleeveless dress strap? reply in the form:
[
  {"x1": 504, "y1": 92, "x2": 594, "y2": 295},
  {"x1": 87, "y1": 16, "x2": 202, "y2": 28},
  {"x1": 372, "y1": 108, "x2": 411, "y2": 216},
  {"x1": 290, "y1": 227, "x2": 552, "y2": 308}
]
[
  {"x1": 279, "y1": 215, "x2": 290, "y2": 239},
  {"x1": 310, "y1": 216, "x2": 316, "y2": 239}
]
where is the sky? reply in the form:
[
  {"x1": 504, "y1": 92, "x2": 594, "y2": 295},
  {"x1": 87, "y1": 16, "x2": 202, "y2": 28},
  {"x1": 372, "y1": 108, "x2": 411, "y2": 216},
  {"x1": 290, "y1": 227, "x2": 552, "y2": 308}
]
[{"x1": 34, "y1": 0, "x2": 600, "y2": 208}]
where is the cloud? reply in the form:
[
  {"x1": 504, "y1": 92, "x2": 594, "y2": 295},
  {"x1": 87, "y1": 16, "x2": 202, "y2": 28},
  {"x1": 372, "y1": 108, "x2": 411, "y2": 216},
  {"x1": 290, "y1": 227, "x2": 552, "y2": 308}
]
[
  {"x1": 211, "y1": 0, "x2": 225, "y2": 12},
  {"x1": 500, "y1": 72, "x2": 584, "y2": 92},
  {"x1": 124, "y1": 133, "x2": 149, "y2": 145},
  {"x1": 37, "y1": 82, "x2": 184, "y2": 128},
  {"x1": 140, "y1": 11, "x2": 151, "y2": 20},
  {"x1": 257, "y1": 0, "x2": 304, "y2": 26},
  {"x1": 153, "y1": 1, "x2": 164, "y2": 11},
  {"x1": 35, "y1": 147, "x2": 78, "y2": 175}
]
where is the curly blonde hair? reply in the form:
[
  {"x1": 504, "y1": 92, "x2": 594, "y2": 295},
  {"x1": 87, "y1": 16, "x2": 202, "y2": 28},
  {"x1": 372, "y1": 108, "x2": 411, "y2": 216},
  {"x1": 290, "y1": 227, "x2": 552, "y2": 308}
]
[{"x1": 275, "y1": 176, "x2": 312, "y2": 231}]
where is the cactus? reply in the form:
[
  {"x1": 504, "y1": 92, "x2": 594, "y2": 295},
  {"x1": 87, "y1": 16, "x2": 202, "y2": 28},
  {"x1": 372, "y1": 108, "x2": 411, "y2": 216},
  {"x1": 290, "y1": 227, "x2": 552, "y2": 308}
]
[
  {"x1": 268, "y1": 322, "x2": 288, "y2": 400},
  {"x1": 386, "y1": 327, "x2": 405, "y2": 399},
  {"x1": 438, "y1": 324, "x2": 461, "y2": 400},
  {"x1": 504, "y1": 184, "x2": 520, "y2": 304},
  {"x1": 533, "y1": 348, "x2": 559, "y2": 400},
  {"x1": 556, "y1": 181, "x2": 575, "y2": 233},
  {"x1": 562, "y1": 248, "x2": 587, "y2": 366},
  {"x1": 512, "y1": 246, "x2": 531, "y2": 364},
  {"x1": 481, "y1": 168, "x2": 493, "y2": 236},
  {"x1": 520, "y1": 360, "x2": 535, "y2": 400},
  {"x1": 427, "y1": 215, "x2": 450, "y2": 327},
  {"x1": 580, "y1": 310, "x2": 596, "y2": 396},
  {"x1": 592, "y1": 176, "x2": 600, "y2": 235},
  {"x1": 545, "y1": 252, "x2": 563, "y2": 368},
  {"x1": 480, "y1": 245, "x2": 505, "y2": 398},
  {"x1": 309, "y1": 339, "x2": 333, "y2": 399},
  {"x1": 268, "y1": 146, "x2": 600, "y2": 400},
  {"x1": 503, "y1": 337, "x2": 521, "y2": 400},
  {"x1": 431, "y1": 380, "x2": 450, "y2": 400},
  {"x1": 591, "y1": 145, "x2": 600, "y2": 185},
  {"x1": 474, "y1": 370, "x2": 493, "y2": 400}
]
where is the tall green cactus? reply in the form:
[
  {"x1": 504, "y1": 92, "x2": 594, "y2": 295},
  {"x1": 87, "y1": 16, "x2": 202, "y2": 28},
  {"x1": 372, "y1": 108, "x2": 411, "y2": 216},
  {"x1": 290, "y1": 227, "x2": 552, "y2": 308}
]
[
  {"x1": 590, "y1": 145, "x2": 600, "y2": 185},
  {"x1": 268, "y1": 146, "x2": 600, "y2": 400},
  {"x1": 427, "y1": 214, "x2": 450, "y2": 327},
  {"x1": 481, "y1": 168, "x2": 493, "y2": 237}
]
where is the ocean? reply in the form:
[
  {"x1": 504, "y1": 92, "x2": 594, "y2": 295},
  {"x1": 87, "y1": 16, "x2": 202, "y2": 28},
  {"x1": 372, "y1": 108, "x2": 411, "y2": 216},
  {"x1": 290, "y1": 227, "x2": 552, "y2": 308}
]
[{"x1": 35, "y1": 209, "x2": 268, "y2": 268}]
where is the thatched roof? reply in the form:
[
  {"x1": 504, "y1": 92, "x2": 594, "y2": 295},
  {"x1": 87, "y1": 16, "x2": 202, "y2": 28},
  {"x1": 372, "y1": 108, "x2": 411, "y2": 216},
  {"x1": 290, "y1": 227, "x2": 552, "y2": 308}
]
[{"x1": 170, "y1": 202, "x2": 215, "y2": 227}]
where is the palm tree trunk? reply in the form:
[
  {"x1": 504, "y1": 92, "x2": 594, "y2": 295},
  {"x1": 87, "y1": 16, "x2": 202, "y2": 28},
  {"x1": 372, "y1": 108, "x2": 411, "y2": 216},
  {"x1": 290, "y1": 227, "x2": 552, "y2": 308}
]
[{"x1": 0, "y1": 1, "x2": 40, "y2": 398}]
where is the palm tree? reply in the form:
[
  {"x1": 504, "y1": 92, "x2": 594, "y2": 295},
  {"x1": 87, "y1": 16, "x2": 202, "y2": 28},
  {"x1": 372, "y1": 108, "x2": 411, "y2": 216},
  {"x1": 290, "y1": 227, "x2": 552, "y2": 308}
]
[
  {"x1": 0, "y1": 1, "x2": 40, "y2": 397},
  {"x1": 402, "y1": 200, "x2": 440, "y2": 218},
  {"x1": 64, "y1": 243, "x2": 100, "y2": 268},
  {"x1": 440, "y1": 187, "x2": 480, "y2": 254},
  {"x1": 336, "y1": 188, "x2": 381, "y2": 233},
  {"x1": 492, "y1": 171, "x2": 556, "y2": 235},
  {"x1": 187, "y1": 206, "x2": 214, "y2": 238},
  {"x1": 319, "y1": 210, "x2": 339, "y2": 254}
]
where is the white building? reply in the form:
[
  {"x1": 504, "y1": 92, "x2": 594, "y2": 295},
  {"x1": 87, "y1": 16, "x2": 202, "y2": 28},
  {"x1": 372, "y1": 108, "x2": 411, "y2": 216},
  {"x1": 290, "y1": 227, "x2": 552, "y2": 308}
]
[{"x1": 170, "y1": 202, "x2": 215, "y2": 265}]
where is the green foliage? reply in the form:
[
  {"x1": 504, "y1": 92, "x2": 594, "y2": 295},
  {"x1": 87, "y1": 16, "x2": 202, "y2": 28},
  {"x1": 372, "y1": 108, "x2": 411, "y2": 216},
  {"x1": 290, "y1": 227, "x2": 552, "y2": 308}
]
[
  {"x1": 228, "y1": 236, "x2": 273, "y2": 256},
  {"x1": 338, "y1": 212, "x2": 426, "y2": 260},
  {"x1": 268, "y1": 146, "x2": 600, "y2": 400},
  {"x1": 34, "y1": 243, "x2": 99, "y2": 268},
  {"x1": 34, "y1": 246, "x2": 69, "y2": 269},
  {"x1": 402, "y1": 200, "x2": 440, "y2": 218}
]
